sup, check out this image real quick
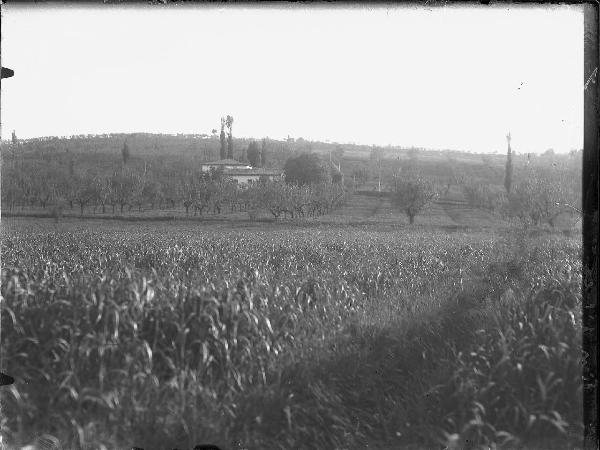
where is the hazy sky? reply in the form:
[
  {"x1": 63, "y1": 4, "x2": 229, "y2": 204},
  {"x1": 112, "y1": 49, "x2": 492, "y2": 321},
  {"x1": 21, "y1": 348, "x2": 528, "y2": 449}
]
[{"x1": 1, "y1": 4, "x2": 583, "y2": 153}]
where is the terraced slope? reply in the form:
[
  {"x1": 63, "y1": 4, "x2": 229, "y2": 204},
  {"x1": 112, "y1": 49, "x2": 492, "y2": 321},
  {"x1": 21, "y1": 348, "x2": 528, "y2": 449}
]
[{"x1": 331, "y1": 185, "x2": 508, "y2": 228}]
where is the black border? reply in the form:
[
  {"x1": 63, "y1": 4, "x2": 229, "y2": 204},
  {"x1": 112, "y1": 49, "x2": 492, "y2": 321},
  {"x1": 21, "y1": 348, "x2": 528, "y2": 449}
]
[
  {"x1": 0, "y1": 2, "x2": 598, "y2": 449},
  {"x1": 583, "y1": 3, "x2": 599, "y2": 449}
]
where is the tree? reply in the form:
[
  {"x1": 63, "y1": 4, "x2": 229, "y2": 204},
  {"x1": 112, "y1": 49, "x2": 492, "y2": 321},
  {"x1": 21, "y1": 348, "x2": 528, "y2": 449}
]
[
  {"x1": 369, "y1": 146, "x2": 383, "y2": 192},
  {"x1": 330, "y1": 165, "x2": 343, "y2": 184},
  {"x1": 505, "y1": 168, "x2": 579, "y2": 228},
  {"x1": 261, "y1": 138, "x2": 268, "y2": 167},
  {"x1": 73, "y1": 174, "x2": 98, "y2": 216},
  {"x1": 1, "y1": 171, "x2": 21, "y2": 212},
  {"x1": 30, "y1": 164, "x2": 63, "y2": 209},
  {"x1": 462, "y1": 179, "x2": 505, "y2": 212},
  {"x1": 391, "y1": 175, "x2": 438, "y2": 224},
  {"x1": 220, "y1": 117, "x2": 227, "y2": 159},
  {"x1": 10, "y1": 130, "x2": 18, "y2": 168},
  {"x1": 332, "y1": 145, "x2": 344, "y2": 163},
  {"x1": 180, "y1": 172, "x2": 199, "y2": 215},
  {"x1": 111, "y1": 169, "x2": 138, "y2": 213},
  {"x1": 247, "y1": 141, "x2": 261, "y2": 167},
  {"x1": 93, "y1": 176, "x2": 112, "y2": 214},
  {"x1": 226, "y1": 115, "x2": 234, "y2": 159},
  {"x1": 57, "y1": 174, "x2": 77, "y2": 210},
  {"x1": 284, "y1": 153, "x2": 330, "y2": 186},
  {"x1": 160, "y1": 176, "x2": 179, "y2": 209},
  {"x1": 261, "y1": 181, "x2": 288, "y2": 218},
  {"x1": 142, "y1": 179, "x2": 162, "y2": 210},
  {"x1": 504, "y1": 132, "x2": 513, "y2": 193},
  {"x1": 352, "y1": 167, "x2": 369, "y2": 188},
  {"x1": 130, "y1": 174, "x2": 146, "y2": 212},
  {"x1": 122, "y1": 141, "x2": 130, "y2": 165}
]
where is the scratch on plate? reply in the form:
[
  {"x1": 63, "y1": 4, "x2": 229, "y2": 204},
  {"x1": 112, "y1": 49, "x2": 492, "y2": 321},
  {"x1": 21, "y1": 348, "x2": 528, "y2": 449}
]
[{"x1": 584, "y1": 67, "x2": 597, "y2": 91}]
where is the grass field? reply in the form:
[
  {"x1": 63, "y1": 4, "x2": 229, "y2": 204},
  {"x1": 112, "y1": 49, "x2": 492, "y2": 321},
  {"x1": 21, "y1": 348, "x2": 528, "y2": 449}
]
[{"x1": 0, "y1": 214, "x2": 583, "y2": 450}]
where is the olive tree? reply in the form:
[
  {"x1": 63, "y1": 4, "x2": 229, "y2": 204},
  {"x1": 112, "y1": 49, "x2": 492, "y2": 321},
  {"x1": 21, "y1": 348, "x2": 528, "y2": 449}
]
[
  {"x1": 506, "y1": 173, "x2": 578, "y2": 228},
  {"x1": 391, "y1": 175, "x2": 438, "y2": 224},
  {"x1": 73, "y1": 173, "x2": 98, "y2": 216}
]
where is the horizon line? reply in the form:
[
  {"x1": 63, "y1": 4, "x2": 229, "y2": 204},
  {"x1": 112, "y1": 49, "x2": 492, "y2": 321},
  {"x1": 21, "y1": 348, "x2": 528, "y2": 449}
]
[{"x1": 2, "y1": 131, "x2": 580, "y2": 155}]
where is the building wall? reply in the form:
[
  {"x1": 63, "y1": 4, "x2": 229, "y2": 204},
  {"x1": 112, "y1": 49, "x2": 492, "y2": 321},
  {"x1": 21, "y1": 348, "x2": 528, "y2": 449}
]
[
  {"x1": 231, "y1": 175, "x2": 261, "y2": 184},
  {"x1": 201, "y1": 164, "x2": 250, "y2": 172},
  {"x1": 229, "y1": 174, "x2": 282, "y2": 184}
]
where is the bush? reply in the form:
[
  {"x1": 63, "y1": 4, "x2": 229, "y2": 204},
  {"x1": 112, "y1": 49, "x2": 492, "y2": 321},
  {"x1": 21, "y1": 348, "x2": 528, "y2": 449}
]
[{"x1": 283, "y1": 153, "x2": 330, "y2": 186}]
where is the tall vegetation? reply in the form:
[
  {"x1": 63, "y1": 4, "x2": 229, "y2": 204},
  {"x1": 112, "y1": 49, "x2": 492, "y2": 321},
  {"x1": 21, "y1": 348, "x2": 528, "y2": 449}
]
[
  {"x1": 0, "y1": 157, "x2": 346, "y2": 220},
  {"x1": 9, "y1": 130, "x2": 19, "y2": 169},
  {"x1": 261, "y1": 138, "x2": 268, "y2": 167},
  {"x1": 369, "y1": 146, "x2": 383, "y2": 192},
  {"x1": 246, "y1": 140, "x2": 261, "y2": 167},
  {"x1": 461, "y1": 179, "x2": 506, "y2": 213},
  {"x1": 219, "y1": 117, "x2": 227, "y2": 159},
  {"x1": 283, "y1": 153, "x2": 331, "y2": 186},
  {"x1": 505, "y1": 168, "x2": 579, "y2": 228},
  {"x1": 244, "y1": 180, "x2": 345, "y2": 219},
  {"x1": 1, "y1": 224, "x2": 582, "y2": 449},
  {"x1": 121, "y1": 141, "x2": 130, "y2": 165},
  {"x1": 226, "y1": 115, "x2": 234, "y2": 159},
  {"x1": 504, "y1": 132, "x2": 513, "y2": 193}
]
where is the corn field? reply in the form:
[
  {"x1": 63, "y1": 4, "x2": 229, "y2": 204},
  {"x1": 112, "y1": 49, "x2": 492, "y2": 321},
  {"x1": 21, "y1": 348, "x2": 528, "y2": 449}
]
[{"x1": 0, "y1": 220, "x2": 583, "y2": 449}]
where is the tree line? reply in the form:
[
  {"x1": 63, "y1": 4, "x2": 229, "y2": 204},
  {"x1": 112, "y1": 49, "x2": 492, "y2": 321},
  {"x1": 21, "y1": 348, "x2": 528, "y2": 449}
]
[
  {"x1": 1, "y1": 155, "x2": 346, "y2": 220},
  {"x1": 2, "y1": 129, "x2": 581, "y2": 228}
]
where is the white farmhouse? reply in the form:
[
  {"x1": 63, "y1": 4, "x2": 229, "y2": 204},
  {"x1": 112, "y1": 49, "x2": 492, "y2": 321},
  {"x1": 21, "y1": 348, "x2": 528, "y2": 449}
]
[
  {"x1": 201, "y1": 159, "x2": 252, "y2": 172},
  {"x1": 223, "y1": 168, "x2": 284, "y2": 184}
]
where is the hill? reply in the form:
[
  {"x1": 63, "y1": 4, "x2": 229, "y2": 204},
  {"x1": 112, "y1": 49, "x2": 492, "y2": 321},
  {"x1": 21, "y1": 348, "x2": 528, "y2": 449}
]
[{"x1": 2, "y1": 132, "x2": 581, "y2": 187}]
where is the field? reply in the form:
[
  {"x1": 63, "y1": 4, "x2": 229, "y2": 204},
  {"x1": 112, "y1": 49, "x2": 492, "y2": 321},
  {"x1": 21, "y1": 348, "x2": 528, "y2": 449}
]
[{"x1": 0, "y1": 216, "x2": 583, "y2": 450}]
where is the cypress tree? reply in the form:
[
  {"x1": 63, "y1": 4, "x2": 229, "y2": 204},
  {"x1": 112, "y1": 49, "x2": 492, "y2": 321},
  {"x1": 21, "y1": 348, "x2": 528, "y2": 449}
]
[
  {"x1": 226, "y1": 115, "x2": 234, "y2": 159},
  {"x1": 122, "y1": 141, "x2": 130, "y2": 165},
  {"x1": 504, "y1": 132, "x2": 513, "y2": 193},
  {"x1": 219, "y1": 117, "x2": 227, "y2": 159},
  {"x1": 261, "y1": 138, "x2": 268, "y2": 167}
]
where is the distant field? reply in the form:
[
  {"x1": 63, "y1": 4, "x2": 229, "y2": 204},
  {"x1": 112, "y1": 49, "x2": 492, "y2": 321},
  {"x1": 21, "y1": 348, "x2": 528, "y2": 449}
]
[{"x1": 3, "y1": 185, "x2": 581, "y2": 233}]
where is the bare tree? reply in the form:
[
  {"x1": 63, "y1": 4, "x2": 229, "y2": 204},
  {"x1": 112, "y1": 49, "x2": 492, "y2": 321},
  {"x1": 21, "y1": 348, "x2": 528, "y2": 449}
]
[
  {"x1": 93, "y1": 176, "x2": 111, "y2": 214},
  {"x1": 73, "y1": 174, "x2": 98, "y2": 216}
]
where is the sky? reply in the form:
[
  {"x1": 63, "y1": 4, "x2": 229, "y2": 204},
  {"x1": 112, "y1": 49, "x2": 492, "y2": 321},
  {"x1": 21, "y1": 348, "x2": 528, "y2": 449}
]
[{"x1": 0, "y1": 4, "x2": 583, "y2": 154}]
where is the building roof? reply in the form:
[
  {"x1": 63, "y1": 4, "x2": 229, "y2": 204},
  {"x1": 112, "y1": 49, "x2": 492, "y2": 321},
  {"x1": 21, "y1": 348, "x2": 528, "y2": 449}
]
[
  {"x1": 202, "y1": 159, "x2": 250, "y2": 166},
  {"x1": 223, "y1": 168, "x2": 284, "y2": 176}
]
